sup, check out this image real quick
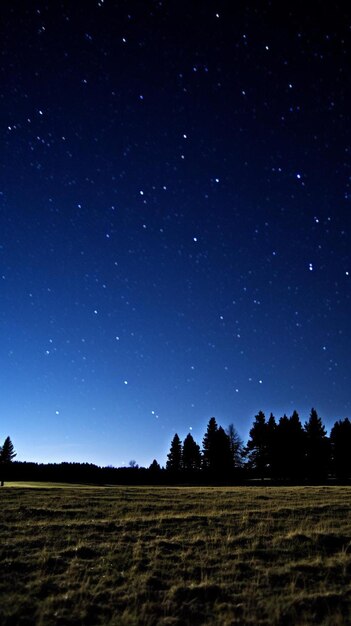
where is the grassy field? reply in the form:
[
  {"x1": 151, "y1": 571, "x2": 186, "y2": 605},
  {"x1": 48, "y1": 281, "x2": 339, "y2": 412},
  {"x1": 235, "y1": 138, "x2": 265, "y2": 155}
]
[{"x1": 1, "y1": 484, "x2": 350, "y2": 625}]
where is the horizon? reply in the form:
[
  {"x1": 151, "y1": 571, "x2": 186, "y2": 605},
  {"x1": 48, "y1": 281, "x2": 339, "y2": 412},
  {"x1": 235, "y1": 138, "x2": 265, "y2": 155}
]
[{"x1": 5, "y1": 405, "x2": 345, "y2": 468}]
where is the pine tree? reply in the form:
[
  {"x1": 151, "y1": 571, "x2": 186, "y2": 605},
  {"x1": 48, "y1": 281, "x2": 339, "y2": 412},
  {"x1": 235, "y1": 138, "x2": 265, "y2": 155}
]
[
  {"x1": 226, "y1": 424, "x2": 244, "y2": 469},
  {"x1": 202, "y1": 417, "x2": 218, "y2": 471},
  {"x1": 213, "y1": 426, "x2": 233, "y2": 476},
  {"x1": 304, "y1": 408, "x2": 330, "y2": 481},
  {"x1": 182, "y1": 433, "x2": 201, "y2": 471},
  {"x1": 149, "y1": 459, "x2": 161, "y2": 472},
  {"x1": 273, "y1": 413, "x2": 305, "y2": 480},
  {"x1": 166, "y1": 433, "x2": 182, "y2": 471},
  {"x1": 0, "y1": 436, "x2": 16, "y2": 463},
  {"x1": 0, "y1": 436, "x2": 16, "y2": 486},
  {"x1": 246, "y1": 411, "x2": 269, "y2": 479}
]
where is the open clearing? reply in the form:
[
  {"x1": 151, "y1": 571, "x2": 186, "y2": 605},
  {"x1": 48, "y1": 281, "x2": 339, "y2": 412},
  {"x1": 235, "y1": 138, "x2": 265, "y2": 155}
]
[{"x1": 1, "y1": 484, "x2": 351, "y2": 625}]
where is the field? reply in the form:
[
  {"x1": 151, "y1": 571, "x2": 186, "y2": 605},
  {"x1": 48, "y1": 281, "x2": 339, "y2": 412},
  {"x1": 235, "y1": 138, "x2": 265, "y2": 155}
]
[{"x1": 1, "y1": 484, "x2": 351, "y2": 625}]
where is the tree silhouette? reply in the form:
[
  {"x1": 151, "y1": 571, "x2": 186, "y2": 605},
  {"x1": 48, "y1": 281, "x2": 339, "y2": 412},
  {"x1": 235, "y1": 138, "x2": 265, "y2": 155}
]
[
  {"x1": 166, "y1": 433, "x2": 182, "y2": 471},
  {"x1": 330, "y1": 418, "x2": 351, "y2": 480},
  {"x1": 149, "y1": 459, "x2": 161, "y2": 472},
  {"x1": 272, "y1": 413, "x2": 305, "y2": 480},
  {"x1": 201, "y1": 418, "x2": 233, "y2": 476},
  {"x1": 304, "y1": 408, "x2": 330, "y2": 481},
  {"x1": 226, "y1": 424, "x2": 244, "y2": 469},
  {"x1": 213, "y1": 426, "x2": 233, "y2": 476},
  {"x1": 0, "y1": 436, "x2": 16, "y2": 486},
  {"x1": 202, "y1": 417, "x2": 218, "y2": 471},
  {"x1": 246, "y1": 411, "x2": 269, "y2": 479},
  {"x1": 182, "y1": 433, "x2": 201, "y2": 471}
]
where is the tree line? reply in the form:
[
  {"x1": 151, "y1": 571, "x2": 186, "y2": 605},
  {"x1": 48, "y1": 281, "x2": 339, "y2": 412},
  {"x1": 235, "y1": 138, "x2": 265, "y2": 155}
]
[
  {"x1": 2, "y1": 408, "x2": 351, "y2": 485},
  {"x1": 165, "y1": 409, "x2": 351, "y2": 482}
]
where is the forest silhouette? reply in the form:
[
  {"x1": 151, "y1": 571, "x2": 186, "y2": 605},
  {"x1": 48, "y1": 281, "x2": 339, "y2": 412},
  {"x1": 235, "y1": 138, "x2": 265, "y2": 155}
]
[{"x1": 2, "y1": 409, "x2": 351, "y2": 485}]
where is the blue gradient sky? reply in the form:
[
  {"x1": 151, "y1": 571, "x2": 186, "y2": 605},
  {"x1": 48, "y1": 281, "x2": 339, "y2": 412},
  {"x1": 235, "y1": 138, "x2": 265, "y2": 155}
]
[{"x1": 1, "y1": 1, "x2": 350, "y2": 466}]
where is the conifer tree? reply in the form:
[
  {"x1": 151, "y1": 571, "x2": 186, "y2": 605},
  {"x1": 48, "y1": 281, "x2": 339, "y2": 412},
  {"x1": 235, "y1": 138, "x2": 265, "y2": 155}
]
[
  {"x1": 202, "y1": 418, "x2": 233, "y2": 477},
  {"x1": 0, "y1": 436, "x2": 16, "y2": 486},
  {"x1": 202, "y1": 417, "x2": 218, "y2": 471},
  {"x1": 213, "y1": 426, "x2": 233, "y2": 476},
  {"x1": 0, "y1": 436, "x2": 16, "y2": 463},
  {"x1": 226, "y1": 424, "x2": 244, "y2": 469},
  {"x1": 182, "y1": 433, "x2": 201, "y2": 471},
  {"x1": 166, "y1": 433, "x2": 182, "y2": 471},
  {"x1": 149, "y1": 459, "x2": 161, "y2": 472},
  {"x1": 246, "y1": 411, "x2": 269, "y2": 479}
]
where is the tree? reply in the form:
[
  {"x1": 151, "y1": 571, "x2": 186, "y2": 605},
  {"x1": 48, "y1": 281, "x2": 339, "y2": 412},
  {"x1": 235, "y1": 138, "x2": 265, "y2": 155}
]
[
  {"x1": 202, "y1": 417, "x2": 218, "y2": 471},
  {"x1": 0, "y1": 436, "x2": 16, "y2": 486},
  {"x1": 202, "y1": 418, "x2": 233, "y2": 477},
  {"x1": 166, "y1": 433, "x2": 182, "y2": 471},
  {"x1": 246, "y1": 411, "x2": 269, "y2": 479},
  {"x1": 182, "y1": 433, "x2": 201, "y2": 471},
  {"x1": 304, "y1": 408, "x2": 330, "y2": 481},
  {"x1": 226, "y1": 424, "x2": 244, "y2": 469},
  {"x1": 330, "y1": 418, "x2": 351, "y2": 479},
  {"x1": 149, "y1": 459, "x2": 161, "y2": 472},
  {"x1": 212, "y1": 426, "x2": 233, "y2": 476},
  {"x1": 269, "y1": 411, "x2": 306, "y2": 480}
]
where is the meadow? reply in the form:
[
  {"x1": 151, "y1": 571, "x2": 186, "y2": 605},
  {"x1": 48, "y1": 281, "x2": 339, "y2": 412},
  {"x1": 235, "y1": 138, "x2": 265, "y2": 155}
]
[{"x1": 1, "y1": 484, "x2": 350, "y2": 625}]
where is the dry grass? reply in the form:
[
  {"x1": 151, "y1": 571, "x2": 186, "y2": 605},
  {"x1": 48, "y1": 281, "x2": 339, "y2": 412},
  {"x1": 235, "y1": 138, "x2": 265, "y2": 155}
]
[{"x1": 1, "y1": 484, "x2": 351, "y2": 625}]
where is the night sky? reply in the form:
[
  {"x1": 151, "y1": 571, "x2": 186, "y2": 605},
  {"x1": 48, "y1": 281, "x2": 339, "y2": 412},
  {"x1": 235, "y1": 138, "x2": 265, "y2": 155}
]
[{"x1": 1, "y1": 1, "x2": 350, "y2": 467}]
